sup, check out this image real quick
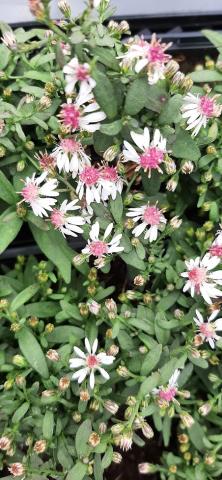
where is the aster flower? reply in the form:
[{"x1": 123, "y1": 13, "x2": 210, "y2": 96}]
[
  {"x1": 20, "y1": 172, "x2": 59, "y2": 217},
  {"x1": 76, "y1": 166, "x2": 101, "y2": 204},
  {"x1": 52, "y1": 138, "x2": 91, "y2": 176},
  {"x1": 1, "y1": 31, "x2": 17, "y2": 50},
  {"x1": 181, "y1": 254, "x2": 222, "y2": 304},
  {"x1": 193, "y1": 309, "x2": 222, "y2": 349},
  {"x1": 28, "y1": 0, "x2": 44, "y2": 18},
  {"x1": 69, "y1": 337, "x2": 115, "y2": 389},
  {"x1": 99, "y1": 166, "x2": 123, "y2": 201},
  {"x1": 120, "y1": 34, "x2": 171, "y2": 84},
  {"x1": 181, "y1": 93, "x2": 222, "y2": 137},
  {"x1": 82, "y1": 222, "x2": 124, "y2": 259},
  {"x1": 35, "y1": 151, "x2": 56, "y2": 172},
  {"x1": 123, "y1": 127, "x2": 167, "y2": 178},
  {"x1": 153, "y1": 369, "x2": 180, "y2": 404},
  {"x1": 50, "y1": 199, "x2": 85, "y2": 237},
  {"x1": 60, "y1": 41, "x2": 71, "y2": 56},
  {"x1": 209, "y1": 227, "x2": 222, "y2": 258},
  {"x1": 63, "y1": 57, "x2": 96, "y2": 95},
  {"x1": 126, "y1": 203, "x2": 166, "y2": 242},
  {"x1": 58, "y1": 83, "x2": 106, "y2": 133}
]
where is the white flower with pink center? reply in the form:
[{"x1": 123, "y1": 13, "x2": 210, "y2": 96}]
[
  {"x1": 76, "y1": 165, "x2": 101, "y2": 204},
  {"x1": 20, "y1": 171, "x2": 59, "y2": 217},
  {"x1": 193, "y1": 309, "x2": 222, "y2": 349},
  {"x1": 69, "y1": 337, "x2": 115, "y2": 389},
  {"x1": 63, "y1": 57, "x2": 96, "y2": 95},
  {"x1": 99, "y1": 166, "x2": 123, "y2": 201},
  {"x1": 181, "y1": 93, "x2": 222, "y2": 137},
  {"x1": 153, "y1": 369, "x2": 180, "y2": 404},
  {"x1": 209, "y1": 227, "x2": 222, "y2": 258},
  {"x1": 181, "y1": 254, "x2": 222, "y2": 304},
  {"x1": 50, "y1": 199, "x2": 85, "y2": 237},
  {"x1": 52, "y1": 137, "x2": 91, "y2": 176},
  {"x1": 58, "y1": 83, "x2": 106, "y2": 133},
  {"x1": 123, "y1": 127, "x2": 166, "y2": 178},
  {"x1": 82, "y1": 221, "x2": 124, "y2": 260},
  {"x1": 126, "y1": 203, "x2": 166, "y2": 242},
  {"x1": 60, "y1": 41, "x2": 71, "y2": 57},
  {"x1": 120, "y1": 34, "x2": 171, "y2": 84}
]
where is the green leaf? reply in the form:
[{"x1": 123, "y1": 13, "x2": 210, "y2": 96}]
[
  {"x1": 102, "y1": 446, "x2": 113, "y2": 469},
  {"x1": 159, "y1": 94, "x2": 183, "y2": 124},
  {"x1": 125, "y1": 78, "x2": 148, "y2": 115},
  {"x1": 172, "y1": 128, "x2": 200, "y2": 162},
  {"x1": 43, "y1": 410, "x2": 54, "y2": 440},
  {"x1": 66, "y1": 462, "x2": 87, "y2": 480},
  {"x1": 139, "y1": 371, "x2": 161, "y2": 397},
  {"x1": 0, "y1": 44, "x2": 10, "y2": 69},
  {"x1": 46, "y1": 326, "x2": 84, "y2": 344},
  {"x1": 110, "y1": 193, "x2": 123, "y2": 223},
  {"x1": 202, "y1": 29, "x2": 222, "y2": 53},
  {"x1": 118, "y1": 330, "x2": 134, "y2": 350},
  {"x1": 120, "y1": 250, "x2": 146, "y2": 271},
  {"x1": 141, "y1": 344, "x2": 162, "y2": 376},
  {"x1": 18, "y1": 327, "x2": 49, "y2": 378},
  {"x1": 0, "y1": 171, "x2": 18, "y2": 204},
  {"x1": 93, "y1": 46, "x2": 120, "y2": 71},
  {"x1": 160, "y1": 355, "x2": 187, "y2": 384},
  {"x1": 100, "y1": 119, "x2": 122, "y2": 136},
  {"x1": 15, "y1": 123, "x2": 26, "y2": 141},
  {"x1": 10, "y1": 284, "x2": 39, "y2": 312},
  {"x1": 75, "y1": 419, "x2": 92, "y2": 457},
  {"x1": 94, "y1": 454, "x2": 103, "y2": 480},
  {"x1": 141, "y1": 170, "x2": 161, "y2": 196},
  {"x1": 24, "y1": 71, "x2": 52, "y2": 83},
  {"x1": 25, "y1": 302, "x2": 60, "y2": 318},
  {"x1": 157, "y1": 291, "x2": 180, "y2": 311},
  {"x1": 0, "y1": 212, "x2": 23, "y2": 254},
  {"x1": 94, "y1": 286, "x2": 115, "y2": 301},
  {"x1": 60, "y1": 301, "x2": 82, "y2": 320},
  {"x1": 30, "y1": 225, "x2": 73, "y2": 283},
  {"x1": 189, "y1": 421, "x2": 205, "y2": 452},
  {"x1": 93, "y1": 68, "x2": 118, "y2": 119},
  {"x1": 190, "y1": 69, "x2": 222, "y2": 82},
  {"x1": 12, "y1": 402, "x2": 29, "y2": 423}
]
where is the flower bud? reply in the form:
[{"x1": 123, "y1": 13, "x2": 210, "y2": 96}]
[
  {"x1": 58, "y1": 0, "x2": 71, "y2": 17},
  {"x1": 166, "y1": 178, "x2": 178, "y2": 192},
  {"x1": 4, "y1": 379, "x2": 14, "y2": 390},
  {"x1": 104, "y1": 399, "x2": 119, "y2": 414},
  {"x1": 126, "y1": 396, "x2": 137, "y2": 406},
  {"x1": 17, "y1": 160, "x2": 25, "y2": 172},
  {"x1": 119, "y1": 20, "x2": 130, "y2": 33},
  {"x1": 107, "y1": 344, "x2": 119, "y2": 356},
  {"x1": 134, "y1": 275, "x2": 145, "y2": 286},
  {"x1": 73, "y1": 254, "x2": 85, "y2": 266},
  {"x1": 180, "y1": 412, "x2": 194, "y2": 429},
  {"x1": 79, "y1": 303, "x2": 89, "y2": 317},
  {"x1": 12, "y1": 355, "x2": 27, "y2": 368},
  {"x1": 165, "y1": 60, "x2": 180, "y2": 78},
  {"x1": 204, "y1": 453, "x2": 215, "y2": 465},
  {"x1": 181, "y1": 76, "x2": 193, "y2": 92},
  {"x1": 88, "y1": 432, "x2": 100, "y2": 447},
  {"x1": 124, "y1": 193, "x2": 134, "y2": 206},
  {"x1": 142, "y1": 422, "x2": 154, "y2": 439},
  {"x1": 117, "y1": 431, "x2": 133, "y2": 451},
  {"x1": 87, "y1": 300, "x2": 101, "y2": 316},
  {"x1": 111, "y1": 424, "x2": 124, "y2": 435},
  {"x1": 0, "y1": 145, "x2": 6, "y2": 157},
  {"x1": 2, "y1": 31, "x2": 17, "y2": 50},
  {"x1": 80, "y1": 389, "x2": 90, "y2": 402},
  {"x1": 117, "y1": 366, "x2": 129, "y2": 378},
  {"x1": 0, "y1": 436, "x2": 11, "y2": 451},
  {"x1": 143, "y1": 293, "x2": 152, "y2": 305},
  {"x1": 42, "y1": 389, "x2": 56, "y2": 397},
  {"x1": 169, "y1": 465, "x2": 177, "y2": 474},
  {"x1": 174, "y1": 309, "x2": 184, "y2": 319},
  {"x1": 103, "y1": 145, "x2": 119, "y2": 162},
  {"x1": 172, "y1": 71, "x2": 185, "y2": 87},
  {"x1": 89, "y1": 400, "x2": 100, "y2": 411},
  {"x1": 33, "y1": 439, "x2": 47, "y2": 454},
  {"x1": 112, "y1": 452, "x2": 122, "y2": 464},
  {"x1": 46, "y1": 349, "x2": 60, "y2": 362},
  {"x1": 105, "y1": 298, "x2": 117, "y2": 314},
  {"x1": 8, "y1": 463, "x2": 25, "y2": 477},
  {"x1": 0, "y1": 298, "x2": 9, "y2": 310},
  {"x1": 72, "y1": 412, "x2": 81, "y2": 423},
  {"x1": 138, "y1": 463, "x2": 157, "y2": 474},
  {"x1": 99, "y1": 422, "x2": 107, "y2": 434},
  {"x1": 165, "y1": 157, "x2": 177, "y2": 175},
  {"x1": 198, "y1": 403, "x2": 211, "y2": 416},
  {"x1": 170, "y1": 216, "x2": 182, "y2": 229},
  {"x1": 38, "y1": 95, "x2": 52, "y2": 110},
  {"x1": 178, "y1": 434, "x2": 189, "y2": 444},
  {"x1": 45, "y1": 323, "x2": 54, "y2": 333},
  {"x1": 58, "y1": 376, "x2": 70, "y2": 391},
  {"x1": 181, "y1": 161, "x2": 194, "y2": 174},
  {"x1": 207, "y1": 145, "x2": 217, "y2": 155},
  {"x1": 15, "y1": 375, "x2": 26, "y2": 387}
]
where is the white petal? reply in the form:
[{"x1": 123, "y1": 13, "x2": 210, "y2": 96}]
[
  {"x1": 73, "y1": 346, "x2": 86, "y2": 359},
  {"x1": 69, "y1": 358, "x2": 86, "y2": 369},
  {"x1": 85, "y1": 338, "x2": 92, "y2": 354},
  {"x1": 89, "y1": 370, "x2": 95, "y2": 389}
]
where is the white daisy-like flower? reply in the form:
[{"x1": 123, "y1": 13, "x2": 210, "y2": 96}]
[
  {"x1": 181, "y1": 254, "x2": 222, "y2": 304},
  {"x1": 52, "y1": 137, "x2": 91, "y2": 176},
  {"x1": 119, "y1": 34, "x2": 171, "y2": 85},
  {"x1": 69, "y1": 337, "x2": 115, "y2": 389},
  {"x1": 181, "y1": 93, "x2": 222, "y2": 137},
  {"x1": 126, "y1": 203, "x2": 166, "y2": 242},
  {"x1": 76, "y1": 165, "x2": 101, "y2": 204},
  {"x1": 99, "y1": 166, "x2": 123, "y2": 201},
  {"x1": 194, "y1": 309, "x2": 222, "y2": 349},
  {"x1": 20, "y1": 171, "x2": 59, "y2": 217},
  {"x1": 63, "y1": 57, "x2": 96, "y2": 95},
  {"x1": 58, "y1": 83, "x2": 106, "y2": 133},
  {"x1": 123, "y1": 127, "x2": 167, "y2": 178},
  {"x1": 209, "y1": 226, "x2": 222, "y2": 258},
  {"x1": 82, "y1": 221, "x2": 124, "y2": 259},
  {"x1": 153, "y1": 369, "x2": 180, "y2": 403},
  {"x1": 50, "y1": 199, "x2": 85, "y2": 237}
]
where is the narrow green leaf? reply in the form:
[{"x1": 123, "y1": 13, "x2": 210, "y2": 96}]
[
  {"x1": 0, "y1": 213, "x2": 22, "y2": 254},
  {"x1": 43, "y1": 410, "x2": 54, "y2": 440},
  {"x1": 12, "y1": 402, "x2": 29, "y2": 423},
  {"x1": 46, "y1": 326, "x2": 84, "y2": 343},
  {"x1": 66, "y1": 462, "x2": 87, "y2": 480},
  {"x1": 75, "y1": 419, "x2": 92, "y2": 457},
  {"x1": 18, "y1": 327, "x2": 49, "y2": 378},
  {"x1": 139, "y1": 371, "x2": 161, "y2": 397},
  {"x1": 172, "y1": 128, "x2": 200, "y2": 162},
  {"x1": 110, "y1": 193, "x2": 123, "y2": 223},
  {"x1": 141, "y1": 344, "x2": 162, "y2": 376},
  {"x1": 10, "y1": 284, "x2": 39, "y2": 312},
  {"x1": 0, "y1": 171, "x2": 18, "y2": 204},
  {"x1": 93, "y1": 68, "x2": 118, "y2": 119}
]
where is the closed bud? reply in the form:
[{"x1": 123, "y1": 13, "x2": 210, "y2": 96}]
[
  {"x1": 28, "y1": 316, "x2": 39, "y2": 328},
  {"x1": 138, "y1": 463, "x2": 157, "y2": 474},
  {"x1": 79, "y1": 303, "x2": 89, "y2": 317},
  {"x1": 103, "y1": 145, "x2": 119, "y2": 162},
  {"x1": 207, "y1": 145, "x2": 217, "y2": 155},
  {"x1": 45, "y1": 323, "x2": 54, "y2": 333},
  {"x1": 8, "y1": 463, "x2": 25, "y2": 477},
  {"x1": 15, "y1": 375, "x2": 26, "y2": 387},
  {"x1": 174, "y1": 309, "x2": 184, "y2": 319},
  {"x1": 72, "y1": 412, "x2": 81, "y2": 423},
  {"x1": 0, "y1": 436, "x2": 11, "y2": 451},
  {"x1": 119, "y1": 20, "x2": 130, "y2": 33},
  {"x1": 112, "y1": 452, "x2": 122, "y2": 464},
  {"x1": 4, "y1": 379, "x2": 14, "y2": 390},
  {"x1": 99, "y1": 422, "x2": 107, "y2": 434},
  {"x1": 184, "y1": 452, "x2": 192, "y2": 461},
  {"x1": 180, "y1": 412, "x2": 194, "y2": 429},
  {"x1": 105, "y1": 328, "x2": 113, "y2": 338},
  {"x1": 125, "y1": 218, "x2": 135, "y2": 229},
  {"x1": 208, "y1": 373, "x2": 220, "y2": 382},
  {"x1": 59, "y1": 376, "x2": 70, "y2": 391},
  {"x1": 209, "y1": 354, "x2": 220, "y2": 366},
  {"x1": 16, "y1": 204, "x2": 27, "y2": 218},
  {"x1": 0, "y1": 299, "x2": 9, "y2": 310},
  {"x1": 33, "y1": 439, "x2": 47, "y2": 454},
  {"x1": 204, "y1": 453, "x2": 215, "y2": 465},
  {"x1": 46, "y1": 349, "x2": 59, "y2": 362},
  {"x1": 143, "y1": 293, "x2": 152, "y2": 305},
  {"x1": 94, "y1": 257, "x2": 106, "y2": 269},
  {"x1": 133, "y1": 192, "x2": 145, "y2": 201},
  {"x1": 104, "y1": 399, "x2": 119, "y2": 414},
  {"x1": 172, "y1": 71, "x2": 185, "y2": 87},
  {"x1": 125, "y1": 406, "x2": 133, "y2": 420},
  {"x1": 124, "y1": 193, "x2": 134, "y2": 206},
  {"x1": 165, "y1": 60, "x2": 180, "y2": 78},
  {"x1": 107, "y1": 344, "x2": 119, "y2": 356},
  {"x1": 111, "y1": 424, "x2": 124, "y2": 435},
  {"x1": 117, "y1": 365, "x2": 129, "y2": 378},
  {"x1": 58, "y1": 0, "x2": 71, "y2": 17},
  {"x1": 73, "y1": 254, "x2": 85, "y2": 266},
  {"x1": 170, "y1": 216, "x2": 182, "y2": 229},
  {"x1": 90, "y1": 400, "x2": 100, "y2": 411},
  {"x1": 39, "y1": 96, "x2": 52, "y2": 110},
  {"x1": 165, "y1": 157, "x2": 177, "y2": 175},
  {"x1": 142, "y1": 422, "x2": 154, "y2": 439},
  {"x1": 178, "y1": 434, "x2": 189, "y2": 444},
  {"x1": 139, "y1": 345, "x2": 148, "y2": 354},
  {"x1": 10, "y1": 323, "x2": 21, "y2": 333},
  {"x1": 169, "y1": 465, "x2": 177, "y2": 474},
  {"x1": 181, "y1": 161, "x2": 194, "y2": 174},
  {"x1": 0, "y1": 145, "x2": 6, "y2": 157},
  {"x1": 126, "y1": 290, "x2": 136, "y2": 300},
  {"x1": 12, "y1": 355, "x2": 27, "y2": 368},
  {"x1": 181, "y1": 76, "x2": 193, "y2": 92},
  {"x1": 1, "y1": 31, "x2": 17, "y2": 50},
  {"x1": 87, "y1": 300, "x2": 101, "y2": 316},
  {"x1": 105, "y1": 298, "x2": 117, "y2": 314},
  {"x1": 17, "y1": 160, "x2": 25, "y2": 172},
  {"x1": 80, "y1": 389, "x2": 90, "y2": 402},
  {"x1": 89, "y1": 432, "x2": 100, "y2": 447},
  {"x1": 166, "y1": 178, "x2": 177, "y2": 192},
  {"x1": 42, "y1": 389, "x2": 56, "y2": 397},
  {"x1": 45, "y1": 82, "x2": 56, "y2": 96},
  {"x1": 199, "y1": 403, "x2": 211, "y2": 416},
  {"x1": 134, "y1": 275, "x2": 145, "y2": 286},
  {"x1": 126, "y1": 396, "x2": 137, "y2": 406}
]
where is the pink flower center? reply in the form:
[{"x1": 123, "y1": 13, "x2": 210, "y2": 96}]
[
  {"x1": 199, "y1": 96, "x2": 214, "y2": 117},
  {"x1": 60, "y1": 138, "x2": 80, "y2": 153},
  {"x1": 209, "y1": 245, "x2": 222, "y2": 257},
  {"x1": 139, "y1": 147, "x2": 164, "y2": 171},
  {"x1": 199, "y1": 323, "x2": 215, "y2": 338},
  {"x1": 80, "y1": 166, "x2": 100, "y2": 186},
  {"x1": 159, "y1": 387, "x2": 177, "y2": 402},
  {"x1": 86, "y1": 354, "x2": 99, "y2": 368},
  {"x1": 143, "y1": 206, "x2": 161, "y2": 225},
  {"x1": 148, "y1": 45, "x2": 167, "y2": 63},
  {"x1": 60, "y1": 104, "x2": 80, "y2": 130},
  {"x1": 89, "y1": 240, "x2": 108, "y2": 257},
  {"x1": 51, "y1": 209, "x2": 65, "y2": 228},
  {"x1": 101, "y1": 166, "x2": 118, "y2": 182},
  {"x1": 76, "y1": 65, "x2": 90, "y2": 81},
  {"x1": 188, "y1": 267, "x2": 207, "y2": 291},
  {"x1": 22, "y1": 182, "x2": 38, "y2": 202}
]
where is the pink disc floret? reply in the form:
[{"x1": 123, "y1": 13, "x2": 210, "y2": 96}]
[
  {"x1": 139, "y1": 147, "x2": 164, "y2": 171},
  {"x1": 159, "y1": 387, "x2": 177, "y2": 402},
  {"x1": 199, "y1": 96, "x2": 214, "y2": 117},
  {"x1": 188, "y1": 267, "x2": 206, "y2": 292},
  {"x1": 51, "y1": 209, "x2": 65, "y2": 228},
  {"x1": 209, "y1": 245, "x2": 222, "y2": 257},
  {"x1": 101, "y1": 166, "x2": 118, "y2": 182},
  {"x1": 60, "y1": 138, "x2": 81, "y2": 153},
  {"x1": 76, "y1": 65, "x2": 90, "y2": 81},
  {"x1": 22, "y1": 182, "x2": 38, "y2": 202},
  {"x1": 86, "y1": 354, "x2": 99, "y2": 368},
  {"x1": 148, "y1": 45, "x2": 167, "y2": 63},
  {"x1": 60, "y1": 104, "x2": 80, "y2": 130},
  {"x1": 89, "y1": 240, "x2": 108, "y2": 257},
  {"x1": 80, "y1": 166, "x2": 100, "y2": 186},
  {"x1": 199, "y1": 323, "x2": 215, "y2": 339},
  {"x1": 143, "y1": 206, "x2": 161, "y2": 225}
]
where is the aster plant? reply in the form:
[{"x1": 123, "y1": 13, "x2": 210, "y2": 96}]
[{"x1": 1, "y1": 1, "x2": 222, "y2": 479}]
